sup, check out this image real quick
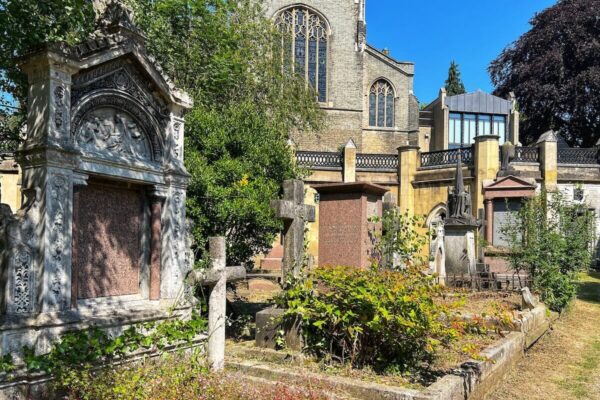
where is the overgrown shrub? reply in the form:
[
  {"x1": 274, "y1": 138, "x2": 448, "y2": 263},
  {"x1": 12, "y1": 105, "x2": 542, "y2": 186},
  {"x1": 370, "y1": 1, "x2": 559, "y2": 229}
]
[
  {"x1": 501, "y1": 190, "x2": 595, "y2": 311},
  {"x1": 277, "y1": 266, "x2": 456, "y2": 372}
]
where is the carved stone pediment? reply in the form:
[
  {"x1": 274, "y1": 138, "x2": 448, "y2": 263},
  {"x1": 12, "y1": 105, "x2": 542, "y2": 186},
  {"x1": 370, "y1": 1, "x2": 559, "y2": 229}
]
[
  {"x1": 71, "y1": 58, "x2": 169, "y2": 123},
  {"x1": 76, "y1": 107, "x2": 151, "y2": 161}
]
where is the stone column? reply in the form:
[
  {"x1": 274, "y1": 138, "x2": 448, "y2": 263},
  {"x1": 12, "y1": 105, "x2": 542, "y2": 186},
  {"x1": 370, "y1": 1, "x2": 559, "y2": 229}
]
[
  {"x1": 160, "y1": 175, "x2": 190, "y2": 300},
  {"x1": 168, "y1": 104, "x2": 186, "y2": 170},
  {"x1": 537, "y1": 131, "x2": 558, "y2": 192},
  {"x1": 343, "y1": 139, "x2": 357, "y2": 183},
  {"x1": 473, "y1": 135, "x2": 500, "y2": 216},
  {"x1": 149, "y1": 196, "x2": 163, "y2": 301},
  {"x1": 484, "y1": 199, "x2": 493, "y2": 244},
  {"x1": 207, "y1": 237, "x2": 226, "y2": 371},
  {"x1": 12, "y1": 50, "x2": 80, "y2": 315},
  {"x1": 397, "y1": 145, "x2": 420, "y2": 215}
]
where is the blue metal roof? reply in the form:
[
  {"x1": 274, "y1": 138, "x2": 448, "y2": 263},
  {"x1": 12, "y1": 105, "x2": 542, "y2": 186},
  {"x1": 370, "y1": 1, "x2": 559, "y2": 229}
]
[{"x1": 445, "y1": 90, "x2": 511, "y2": 115}]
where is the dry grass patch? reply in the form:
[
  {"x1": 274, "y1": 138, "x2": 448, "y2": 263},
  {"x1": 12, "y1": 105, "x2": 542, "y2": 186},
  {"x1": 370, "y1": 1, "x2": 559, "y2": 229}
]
[
  {"x1": 435, "y1": 290, "x2": 522, "y2": 316},
  {"x1": 489, "y1": 271, "x2": 600, "y2": 400}
]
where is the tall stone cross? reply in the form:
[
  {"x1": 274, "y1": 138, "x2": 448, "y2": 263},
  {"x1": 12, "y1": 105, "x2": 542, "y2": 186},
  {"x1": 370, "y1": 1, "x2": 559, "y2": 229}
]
[
  {"x1": 188, "y1": 237, "x2": 246, "y2": 371},
  {"x1": 270, "y1": 180, "x2": 316, "y2": 279}
]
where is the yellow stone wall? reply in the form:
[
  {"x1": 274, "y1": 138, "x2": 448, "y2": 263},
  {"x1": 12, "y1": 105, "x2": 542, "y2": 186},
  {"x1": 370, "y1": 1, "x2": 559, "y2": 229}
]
[{"x1": 0, "y1": 161, "x2": 21, "y2": 213}]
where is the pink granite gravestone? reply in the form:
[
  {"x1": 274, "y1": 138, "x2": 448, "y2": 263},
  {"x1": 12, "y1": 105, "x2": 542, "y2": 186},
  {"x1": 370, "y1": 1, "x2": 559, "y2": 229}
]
[
  {"x1": 72, "y1": 182, "x2": 144, "y2": 299},
  {"x1": 313, "y1": 183, "x2": 388, "y2": 268}
]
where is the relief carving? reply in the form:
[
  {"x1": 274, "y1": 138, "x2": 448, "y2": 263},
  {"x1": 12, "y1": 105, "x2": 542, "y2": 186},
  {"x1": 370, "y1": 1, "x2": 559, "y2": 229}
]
[
  {"x1": 3, "y1": 188, "x2": 41, "y2": 314},
  {"x1": 77, "y1": 107, "x2": 151, "y2": 161},
  {"x1": 49, "y1": 174, "x2": 68, "y2": 308},
  {"x1": 173, "y1": 122, "x2": 181, "y2": 158},
  {"x1": 54, "y1": 85, "x2": 65, "y2": 130},
  {"x1": 13, "y1": 247, "x2": 32, "y2": 313},
  {"x1": 71, "y1": 60, "x2": 169, "y2": 123}
]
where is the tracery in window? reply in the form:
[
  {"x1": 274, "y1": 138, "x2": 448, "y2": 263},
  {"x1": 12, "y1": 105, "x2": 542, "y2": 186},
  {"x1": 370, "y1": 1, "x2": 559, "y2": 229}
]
[
  {"x1": 369, "y1": 80, "x2": 395, "y2": 128},
  {"x1": 276, "y1": 7, "x2": 328, "y2": 103}
]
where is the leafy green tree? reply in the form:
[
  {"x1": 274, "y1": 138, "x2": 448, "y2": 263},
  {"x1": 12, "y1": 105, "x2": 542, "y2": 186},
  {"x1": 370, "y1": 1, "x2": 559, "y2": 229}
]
[
  {"x1": 0, "y1": 0, "x2": 95, "y2": 150},
  {"x1": 489, "y1": 0, "x2": 600, "y2": 146},
  {"x1": 501, "y1": 190, "x2": 595, "y2": 311},
  {"x1": 0, "y1": 0, "x2": 324, "y2": 265},
  {"x1": 369, "y1": 209, "x2": 427, "y2": 270},
  {"x1": 444, "y1": 61, "x2": 466, "y2": 96}
]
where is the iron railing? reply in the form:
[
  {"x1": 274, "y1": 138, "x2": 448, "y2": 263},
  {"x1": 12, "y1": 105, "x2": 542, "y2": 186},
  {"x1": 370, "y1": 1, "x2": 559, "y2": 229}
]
[
  {"x1": 356, "y1": 153, "x2": 398, "y2": 171},
  {"x1": 420, "y1": 147, "x2": 473, "y2": 168},
  {"x1": 0, "y1": 138, "x2": 18, "y2": 160},
  {"x1": 296, "y1": 151, "x2": 343, "y2": 170},
  {"x1": 439, "y1": 273, "x2": 532, "y2": 292},
  {"x1": 557, "y1": 148, "x2": 599, "y2": 165},
  {"x1": 513, "y1": 146, "x2": 540, "y2": 163}
]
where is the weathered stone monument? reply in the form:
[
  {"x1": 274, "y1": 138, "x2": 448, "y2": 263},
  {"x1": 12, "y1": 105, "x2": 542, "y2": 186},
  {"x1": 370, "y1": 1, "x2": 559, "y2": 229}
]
[
  {"x1": 521, "y1": 287, "x2": 538, "y2": 310},
  {"x1": 0, "y1": 2, "x2": 194, "y2": 392},
  {"x1": 188, "y1": 237, "x2": 245, "y2": 371},
  {"x1": 444, "y1": 154, "x2": 479, "y2": 276},
  {"x1": 254, "y1": 180, "x2": 314, "y2": 350},
  {"x1": 429, "y1": 218, "x2": 446, "y2": 283},
  {"x1": 270, "y1": 179, "x2": 316, "y2": 279},
  {"x1": 313, "y1": 182, "x2": 388, "y2": 268}
]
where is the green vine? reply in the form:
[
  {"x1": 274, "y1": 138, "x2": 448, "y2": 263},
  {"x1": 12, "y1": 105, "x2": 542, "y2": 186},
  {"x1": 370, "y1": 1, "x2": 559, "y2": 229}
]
[{"x1": 0, "y1": 313, "x2": 207, "y2": 375}]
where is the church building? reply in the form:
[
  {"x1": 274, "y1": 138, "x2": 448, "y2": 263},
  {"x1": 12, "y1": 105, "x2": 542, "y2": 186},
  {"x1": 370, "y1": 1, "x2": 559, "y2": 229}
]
[
  {"x1": 264, "y1": 0, "x2": 419, "y2": 154},
  {"x1": 258, "y1": 0, "x2": 600, "y2": 277}
]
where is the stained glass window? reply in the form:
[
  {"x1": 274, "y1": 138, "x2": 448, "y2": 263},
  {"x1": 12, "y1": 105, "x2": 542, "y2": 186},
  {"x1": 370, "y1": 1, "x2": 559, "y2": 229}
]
[
  {"x1": 369, "y1": 80, "x2": 395, "y2": 128},
  {"x1": 276, "y1": 7, "x2": 329, "y2": 102}
]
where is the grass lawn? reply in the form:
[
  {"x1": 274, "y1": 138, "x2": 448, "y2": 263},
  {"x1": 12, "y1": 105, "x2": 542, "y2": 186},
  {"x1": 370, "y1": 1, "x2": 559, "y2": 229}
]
[{"x1": 489, "y1": 271, "x2": 600, "y2": 400}]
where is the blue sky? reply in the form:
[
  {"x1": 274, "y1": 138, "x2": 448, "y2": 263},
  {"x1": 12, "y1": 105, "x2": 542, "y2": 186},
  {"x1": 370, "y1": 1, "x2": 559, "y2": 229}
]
[{"x1": 366, "y1": 0, "x2": 557, "y2": 104}]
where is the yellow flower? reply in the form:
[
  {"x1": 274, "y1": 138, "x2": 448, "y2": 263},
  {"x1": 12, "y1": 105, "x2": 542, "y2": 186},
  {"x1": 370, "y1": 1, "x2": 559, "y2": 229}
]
[{"x1": 239, "y1": 174, "x2": 249, "y2": 186}]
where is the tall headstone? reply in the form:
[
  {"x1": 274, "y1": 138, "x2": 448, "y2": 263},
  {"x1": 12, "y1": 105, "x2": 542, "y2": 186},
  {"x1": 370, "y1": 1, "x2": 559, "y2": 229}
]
[
  {"x1": 314, "y1": 182, "x2": 388, "y2": 268},
  {"x1": 0, "y1": 2, "x2": 193, "y2": 386},
  {"x1": 444, "y1": 154, "x2": 479, "y2": 276},
  {"x1": 270, "y1": 180, "x2": 316, "y2": 279}
]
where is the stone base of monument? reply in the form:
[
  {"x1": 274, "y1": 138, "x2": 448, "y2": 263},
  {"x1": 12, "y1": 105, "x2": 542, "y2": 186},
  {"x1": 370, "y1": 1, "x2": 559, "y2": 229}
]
[
  {"x1": 255, "y1": 308, "x2": 302, "y2": 351},
  {"x1": 443, "y1": 223, "x2": 478, "y2": 276},
  {"x1": 0, "y1": 300, "x2": 192, "y2": 364},
  {"x1": 0, "y1": 303, "x2": 202, "y2": 399}
]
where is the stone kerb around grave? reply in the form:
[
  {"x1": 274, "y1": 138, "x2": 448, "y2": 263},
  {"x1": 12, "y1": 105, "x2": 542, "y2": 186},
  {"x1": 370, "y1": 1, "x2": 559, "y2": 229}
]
[{"x1": 0, "y1": 3, "x2": 194, "y2": 381}]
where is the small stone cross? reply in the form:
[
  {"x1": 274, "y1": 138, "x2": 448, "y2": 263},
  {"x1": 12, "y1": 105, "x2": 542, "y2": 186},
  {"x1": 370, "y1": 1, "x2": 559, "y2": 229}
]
[
  {"x1": 188, "y1": 237, "x2": 246, "y2": 371},
  {"x1": 270, "y1": 180, "x2": 316, "y2": 280}
]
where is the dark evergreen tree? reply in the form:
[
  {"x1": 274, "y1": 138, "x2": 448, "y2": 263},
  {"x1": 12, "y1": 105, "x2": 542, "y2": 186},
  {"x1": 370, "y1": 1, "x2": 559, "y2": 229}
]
[
  {"x1": 489, "y1": 0, "x2": 600, "y2": 146},
  {"x1": 444, "y1": 61, "x2": 466, "y2": 96}
]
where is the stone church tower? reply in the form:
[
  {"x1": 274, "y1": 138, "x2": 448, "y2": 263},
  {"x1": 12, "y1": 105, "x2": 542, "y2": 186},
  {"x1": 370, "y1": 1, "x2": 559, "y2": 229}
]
[{"x1": 263, "y1": 0, "x2": 419, "y2": 153}]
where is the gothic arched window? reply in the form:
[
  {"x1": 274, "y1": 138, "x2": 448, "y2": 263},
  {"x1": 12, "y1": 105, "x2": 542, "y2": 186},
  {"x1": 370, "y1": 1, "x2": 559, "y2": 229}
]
[
  {"x1": 276, "y1": 7, "x2": 328, "y2": 103},
  {"x1": 369, "y1": 80, "x2": 395, "y2": 128}
]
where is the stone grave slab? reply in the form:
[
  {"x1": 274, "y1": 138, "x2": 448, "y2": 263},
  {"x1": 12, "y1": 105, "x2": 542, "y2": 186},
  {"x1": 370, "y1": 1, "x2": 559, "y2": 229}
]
[{"x1": 313, "y1": 182, "x2": 388, "y2": 268}]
